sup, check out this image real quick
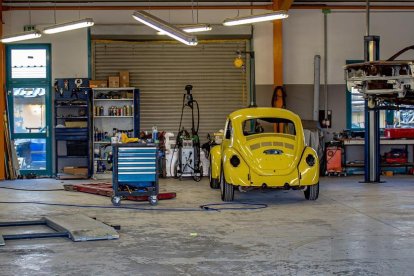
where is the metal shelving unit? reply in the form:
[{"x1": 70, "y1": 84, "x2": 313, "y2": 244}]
[
  {"x1": 92, "y1": 87, "x2": 140, "y2": 179},
  {"x1": 54, "y1": 78, "x2": 92, "y2": 179}
]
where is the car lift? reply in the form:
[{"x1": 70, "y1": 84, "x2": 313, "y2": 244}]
[
  {"x1": 0, "y1": 214, "x2": 119, "y2": 246},
  {"x1": 363, "y1": 0, "x2": 381, "y2": 183},
  {"x1": 364, "y1": 35, "x2": 381, "y2": 183}
]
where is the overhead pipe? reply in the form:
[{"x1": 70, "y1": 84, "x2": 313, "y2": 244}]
[
  {"x1": 313, "y1": 55, "x2": 321, "y2": 122},
  {"x1": 2, "y1": 5, "x2": 273, "y2": 11},
  {"x1": 323, "y1": 10, "x2": 328, "y2": 122},
  {"x1": 5, "y1": 4, "x2": 414, "y2": 11},
  {"x1": 292, "y1": 5, "x2": 414, "y2": 10},
  {"x1": 366, "y1": 0, "x2": 370, "y2": 36}
]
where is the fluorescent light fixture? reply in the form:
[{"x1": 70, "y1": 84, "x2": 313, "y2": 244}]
[
  {"x1": 132, "y1": 11, "x2": 198, "y2": 46},
  {"x1": 1, "y1": 30, "x2": 42, "y2": 43},
  {"x1": 43, "y1": 18, "x2": 94, "y2": 34},
  {"x1": 157, "y1": 24, "x2": 212, "y2": 35},
  {"x1": 182, "y1": 24, "x2": 212, "y2": 33},
  {"x1": 223, "y1": 10, "x2": 289, "y2": 26}
]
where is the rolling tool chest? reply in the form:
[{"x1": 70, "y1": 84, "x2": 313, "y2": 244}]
[{"x1": 111, "y1": 143, "x2": 159, "y2": 206}]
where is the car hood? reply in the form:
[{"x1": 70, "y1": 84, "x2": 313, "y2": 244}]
[{"x1": 236, "y1": 134, "x2": 302, "y2": 176}]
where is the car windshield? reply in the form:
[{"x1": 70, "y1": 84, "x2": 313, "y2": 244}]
[{"x1": 243, "y1": 118, "x2": 296, "y2": 136}]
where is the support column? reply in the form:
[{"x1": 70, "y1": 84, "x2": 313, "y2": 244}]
[
  {"x1": 0, "y1": 0, "x2": 5, "y2": 180},
  {"x1": 364, "y1": 36, "x2": 381, "y2": 183},
  {"x1": 273, "y1": 0, "x2": 286, "y2": 87}
]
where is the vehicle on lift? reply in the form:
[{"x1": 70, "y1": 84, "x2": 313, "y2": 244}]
[
  {"x1": 345, "y1": 45, "x2": 414, "y2": 105},
  {"x1": 209, "y1": 107, "x2": 320, "y2": 202}
]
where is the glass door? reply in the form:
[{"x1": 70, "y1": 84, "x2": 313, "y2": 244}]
[{"x1": 6, "y1": 45, "x2": 52, "y2": 176}]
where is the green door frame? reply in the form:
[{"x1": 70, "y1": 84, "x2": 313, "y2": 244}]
[{"x1": 5, "y1": 44, "x2": 52, "y2": 176}]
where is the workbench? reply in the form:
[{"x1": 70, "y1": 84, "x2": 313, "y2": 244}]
[{"x1": 340, "y1": 138, "x2": 414, "y2": 174}]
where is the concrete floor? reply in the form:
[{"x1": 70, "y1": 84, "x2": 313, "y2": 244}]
[{"x1": 0, "y1": 176, "x2": 414, "y2": 275}]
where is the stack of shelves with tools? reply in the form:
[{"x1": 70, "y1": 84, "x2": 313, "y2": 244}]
[
  {"x1": 92, "y1": 87, "x2": 140, "y2": 179},
  {"x1": 340, "y1": 138, "x2": 414, "y2": 175},
  {"x1": 54, "y1": 78, "x2": 91, "y2": 179}
]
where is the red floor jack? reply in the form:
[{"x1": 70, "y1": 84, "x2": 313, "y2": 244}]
[{"x1": 70, "y1": 183, "x2": 176, "y2": 202}]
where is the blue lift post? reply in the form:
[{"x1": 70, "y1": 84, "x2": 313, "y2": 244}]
[{"x1": 363, "y1": 35, "x2": 381, "y2": 183}]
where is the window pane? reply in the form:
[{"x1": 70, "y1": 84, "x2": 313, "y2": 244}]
[
  {"x1": 351, "y1": 87, "x2": 365, "y2": 128},
  {"x1": 14, "y1": 138, "x2": 47, "y2": 170},
  {"x1": 394, "y1": 109, "x2": 414, "y2": 127},
  {"x1": 13, "y1": 87, "x2": 46, "y2": 133},
  {"x1": 11, "y1": 49, "x2": 47, "y2": 79},
  {"x1": 351, "y1": 87, "x2": 389, "y2": 129},
  {"x1": 243, "y1": 118, "x2": 296, "y2": 136}
]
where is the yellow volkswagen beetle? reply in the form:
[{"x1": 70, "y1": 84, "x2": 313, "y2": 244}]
[{"x1": 209, "y1": 107, "x2": 319, "y2": 201}]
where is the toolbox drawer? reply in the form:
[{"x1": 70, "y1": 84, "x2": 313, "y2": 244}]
[{"x1": 118, "y1": 172, "x2": 156, "y2": 182}]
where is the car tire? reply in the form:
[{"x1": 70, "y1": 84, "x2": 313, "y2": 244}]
[
  {"x1": 220, "y1": 169, "x2": 234, "y2": 202},
  {"x1": 304, "y1": 182, "x2": 319, "y2": 200},
  {"x1": 209, "y1": 158, "x2": 219, "y2": 189}
]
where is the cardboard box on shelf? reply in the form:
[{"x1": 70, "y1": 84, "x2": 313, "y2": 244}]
[
  {"x1": 89, "y1": 80, "x2": 107, "y2": 88},
  {"x1": 119, "y1": 71, "x2": 130, "y2": 87},
  {"x1": 63, "y1": 167, "x2": 88, "y2": 176},
  {"x1": 108, "y1": 76, "x2": 120, "y2": 88},
  {"x1": 65, "y1": 121, "x2": 87, "y2": 128}
]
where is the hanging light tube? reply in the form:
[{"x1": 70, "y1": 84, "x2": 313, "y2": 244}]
[
  {"x1": 182, "y1": 24, "x2": 212, "y2": 33},
  {"x1": 157, "y1": 23, "x2": 212, "y2": 35},
  {"x1": 223, "y1": 10, "x2": 289, "y2": 26},
  {"x1": 132, "y1": 11, "x2": 198, "y2": 46},
  {"x1": 1, "y1": 30, "x2": 42, "y2": 43},
  {"x1": 43, "y1": 18, "x2": 94, "y2": 34}
]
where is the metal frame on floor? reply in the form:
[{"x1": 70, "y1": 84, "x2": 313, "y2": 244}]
[{"x1": 0, "y1": 219, "x2": 69, "y2": 246}]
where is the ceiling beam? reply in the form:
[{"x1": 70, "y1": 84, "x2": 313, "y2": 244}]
[
  {"x1": 292, "y1": 4, "x2": 414, "y2": 9},
  {"x1": 279, "y1": 0, "x2": 294, "y2": 10},
  {"x1": 5, "y1": 3, "x2": 414, "y2": 11},
  {"x1": 3, "y1": 4, "x2": 273, "y2": 10}
]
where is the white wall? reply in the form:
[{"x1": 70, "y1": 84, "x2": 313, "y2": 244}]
[
  {"x1": 4, "y1": 9, "x2": 414, "y2": 88},
  {"x1": 253, "y1": 22, "x2": 274, "y2": 85},
  {"x1": 2, "y1": 9, "x2": 273, "y2": 82},
  {"x1": 3, "y1": 10, "x2": 89, "y2": 79},
  {"x1": 283, "y1": 9, "x2": 414, "y2": 85}
]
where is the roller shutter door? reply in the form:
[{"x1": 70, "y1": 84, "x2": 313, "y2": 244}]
[{"x1": 92, "y1": 40, "x2": 248, "y2": 141}]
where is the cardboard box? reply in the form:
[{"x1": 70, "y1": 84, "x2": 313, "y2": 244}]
[
  {"x1": 108, "y1": 76, "x2": 120, "y2": 88},
  {"x1": 65, "y1": 121, "x2": 87, "y2": 128},
  {"x1": 89, "y1": 80, "x2": 107, "y2": 88},
  {"x1": 63, "y1": 167, "x2": 88, "y2": 176},
  {"x1": 119, "y1": 71, "x2": 130, "y2": 87}
]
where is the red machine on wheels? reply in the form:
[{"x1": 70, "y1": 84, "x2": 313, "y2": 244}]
[{"x1": 325, "y1": 142, "x2": 346, "y2": 176}]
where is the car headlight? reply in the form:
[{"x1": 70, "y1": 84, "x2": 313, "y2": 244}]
[
  {"x1": 306, "y1": 154, "x2": 316, "y2": 167},
  {"x1": 230, "y1": 155, "x2": 240, "y2": 167}
]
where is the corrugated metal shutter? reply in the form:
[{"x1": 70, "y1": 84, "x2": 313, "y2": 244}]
[{"x1": 92, "y1": 40, "x2": 248, "y2": 141}]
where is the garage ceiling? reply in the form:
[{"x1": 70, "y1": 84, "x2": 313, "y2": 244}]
[
  {"x1": 4, "y1": 0, "x2": 414, "y2": 3},
  {"x1": 3, "y1": 0, "x2": 414, "y2": 9}
]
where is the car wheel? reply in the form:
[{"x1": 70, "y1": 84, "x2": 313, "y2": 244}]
[
  {"x1": 209, "y1": 157, "x2": 219, "y2": 189},
  {"x1": 220, "y1": 169, "x2": 234, "y2": 202},
  {"x1": 304, "y1": 182, "x2": 319, "y2": 200}
]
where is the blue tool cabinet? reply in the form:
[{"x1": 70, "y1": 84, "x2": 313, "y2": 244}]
[{"x1": 112, "y1": 143, "x2": 159, "y2": 206}]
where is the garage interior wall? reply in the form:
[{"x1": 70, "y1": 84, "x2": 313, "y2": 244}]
[
  {"x1": 3, "y1": 8, "x2": 414, "y2": 139},
  {"x1": 92, "y1": 40, "x2": 248, "y2": 140}
]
